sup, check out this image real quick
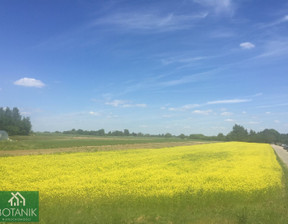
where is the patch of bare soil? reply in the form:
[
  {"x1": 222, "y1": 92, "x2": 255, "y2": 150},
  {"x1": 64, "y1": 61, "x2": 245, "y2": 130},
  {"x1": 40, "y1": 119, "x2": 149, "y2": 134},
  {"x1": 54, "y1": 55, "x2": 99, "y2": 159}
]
[{"x1": 0, "y1": 141, "x2": 208, "y2": 157}]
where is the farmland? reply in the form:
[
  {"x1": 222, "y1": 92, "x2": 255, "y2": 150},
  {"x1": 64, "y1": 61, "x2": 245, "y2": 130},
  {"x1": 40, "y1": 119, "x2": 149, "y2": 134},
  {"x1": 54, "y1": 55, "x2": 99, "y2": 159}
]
[
  {"x1": 0, "y1": 134, "x2": 202, "y2": 151},
  {"x1": 1, "y1": 140, "x2": 288, "y2": 223}
]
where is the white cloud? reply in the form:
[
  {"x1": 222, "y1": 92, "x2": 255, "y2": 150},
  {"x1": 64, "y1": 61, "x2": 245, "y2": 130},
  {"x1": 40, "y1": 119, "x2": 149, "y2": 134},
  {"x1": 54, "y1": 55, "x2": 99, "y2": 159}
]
[
  {"x1": 14, "y1": 77, "x2": 45, "y2": 88},
  {"x1": 106, "y1": 113, "x2": 119, "y2": 119},
  {"x1": 20, "y1": 111, "x2": 31, "y2": 116},
  {"x1": 105, "y1": 99, "x2": 147, "y2": 108},
  {"x1": 240, "y1": 42, "x2": 255, "y2": 49},
  {"x1": 105, "y1": 100, "x2": 126, "y2": 107},
  {"x1": 225, "y1": 118, "x2": 235, "y2": 122},
  {"x1": 207, "y1": 99, "x2": 251, "y2": 105},
  {"x1": 183, "y1": 104, "x2": 200, "y2": 110},
  {"x1": 248, "y1": 121, "x2": 260, "y2": 124},
  {"x1": 274, "y1": 120, "x2": 280, "y2": 124},
  {"x1": 168, "y1": 104, "x2": 200, "y2": 112},
  {"x1": 89, "y1": 111, "x2": 101, "y2": 116},
  {"x1": 192, "y1": 109, "x2": 212, "y2": 115},
  {"x1": 221, "y1": 111, "x2": 233, "y2": 116},
  {"x1": 166, "y1": 98, "x2": 250, "y2": 114},
  {"x1": 123, "y1": 104, "x2": 147, "y2": 108},
  {"x1": 194, "y1": 0, "x2": 234, "y2": 15}
]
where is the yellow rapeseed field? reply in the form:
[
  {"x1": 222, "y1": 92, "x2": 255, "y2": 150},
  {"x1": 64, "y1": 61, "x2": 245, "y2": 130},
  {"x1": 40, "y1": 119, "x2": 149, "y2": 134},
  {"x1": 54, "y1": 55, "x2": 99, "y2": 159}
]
[
  {"x1": 0, "y1": 142, "x2": 285, "y2": 223},
  {"x1": 0, "y1": 142, "x2": 282, "y2": 197}
]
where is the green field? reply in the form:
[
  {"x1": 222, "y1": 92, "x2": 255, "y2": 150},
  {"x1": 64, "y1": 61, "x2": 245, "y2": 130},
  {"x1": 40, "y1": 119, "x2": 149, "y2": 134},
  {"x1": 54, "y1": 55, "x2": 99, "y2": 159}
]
[
  {"x1": 0, "y1": 134, "x2": 200, "y2": 151},
  {"x1": 0, "y1": 141, "x2": 288, "y2": 223}
]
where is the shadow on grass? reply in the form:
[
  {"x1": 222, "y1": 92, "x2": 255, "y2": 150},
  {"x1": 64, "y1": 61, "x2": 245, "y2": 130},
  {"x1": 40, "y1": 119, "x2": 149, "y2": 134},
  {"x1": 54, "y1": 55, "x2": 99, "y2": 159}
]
[{"x1": 38, "y1": 187, "x2": 287, "y2": 224}]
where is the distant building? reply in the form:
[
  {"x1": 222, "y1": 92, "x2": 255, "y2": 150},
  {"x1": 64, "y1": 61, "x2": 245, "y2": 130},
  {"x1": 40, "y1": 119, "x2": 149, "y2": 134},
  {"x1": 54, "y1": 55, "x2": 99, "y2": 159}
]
[{"x1": 0, "y1": 130, "x2": 8, "y2": 140}]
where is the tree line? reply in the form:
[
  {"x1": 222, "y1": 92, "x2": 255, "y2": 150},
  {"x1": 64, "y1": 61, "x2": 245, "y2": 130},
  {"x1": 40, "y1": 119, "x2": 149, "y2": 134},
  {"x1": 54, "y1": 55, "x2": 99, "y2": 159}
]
[
  {"x1": 61, "y1": 124, "x2": 288, "y2": 144},
  {"x1": 0, "y1": 107, "x2": 32, "y2": 135},
  {"x1": 223, "y1": 124, "x2": 288, "y2": 144},
  {"x1": 1, "y1": 107, "x2": 287, "y2": 144}
]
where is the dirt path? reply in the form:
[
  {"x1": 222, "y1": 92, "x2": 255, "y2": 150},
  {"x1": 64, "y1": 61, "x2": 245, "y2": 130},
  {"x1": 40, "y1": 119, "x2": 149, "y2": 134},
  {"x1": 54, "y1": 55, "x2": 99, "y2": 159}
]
[
  {"x1": 0, "y1": 141, "x2": 207, "y2": 157},
  {"x1": 271, "y1": 144, "x2": 288, "y2": 167}
]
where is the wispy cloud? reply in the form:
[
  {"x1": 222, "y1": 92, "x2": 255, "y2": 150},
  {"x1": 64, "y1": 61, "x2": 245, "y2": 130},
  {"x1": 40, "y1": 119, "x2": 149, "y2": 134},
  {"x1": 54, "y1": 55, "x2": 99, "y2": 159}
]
[
  {"x1": 259, "y1": 15, "x2": 288, "y2": 28},
  {"x1": 248, "y1": 121, "x2": 260, "y2": 124},
  {"x1": 192, "y1": 109, "x2": 213, "y2": 115},
  {"x1": 221, "y1": 111, "x2": 233, "y2": 116},
  {"x1": 165, "y1": 98, "x2": 250, "y2": 113},
  {"x1": 255, "y1": 40, "x2": 288, "y2": 58},
  {"x1": 160, "y1": 71, "x2": 211, "y2": 87},
  {"x1": 14, "y1": 77, "x2": 45, "y2": 88},
  {"x1": 105, "y1": 99, "x2": 147, "y2": 108},
  {"x1": 209, "y1": 29, "x2": 235, "y2": 38},
  {"x1": 93, "y1": 11, "x2": 208, "y2": 32},
  {"x1": 225, "y1": 118, "x2": 235, "y2": 122},
  {"x1": 89, "y1": 111, "x2": 101, "y2": 116},
  {"x1": 252, "y1": 93, "x2": 263, "y2": 97},
  {"x1": 257, "y1": 103, "x2": 288, "y2": 109},
  {"x1": 161, "y1": 56, "x2": 206, "y2": 65},
  {"x1": 168, "y1": 104, "x2": 200, "y2": 111},
  {"x1": 194, "y1": 0, "x2": 234, "y2": 16},
  {"x1": 240, "y1": 42, "x2": 255, "y2": 49},
  {"x1": 207, "y1": 99, "x2": 251, "y2": 105}
]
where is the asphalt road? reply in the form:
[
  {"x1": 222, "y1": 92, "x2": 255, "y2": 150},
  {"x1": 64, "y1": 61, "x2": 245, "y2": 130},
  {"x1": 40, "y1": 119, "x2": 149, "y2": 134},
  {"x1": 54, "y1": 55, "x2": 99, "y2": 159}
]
[{"x1": 271, "y1": 144, "x2": 288, "y2": 166}]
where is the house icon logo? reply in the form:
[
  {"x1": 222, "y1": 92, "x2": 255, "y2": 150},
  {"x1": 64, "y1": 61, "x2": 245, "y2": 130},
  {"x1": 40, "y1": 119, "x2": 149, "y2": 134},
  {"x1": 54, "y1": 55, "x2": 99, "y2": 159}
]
[
  {"x1": 0, "y1": 191, "x2": 39, "y2": 222},
  {"x1": 8, "y1": 192, "x2": 26, "y2": 206}
]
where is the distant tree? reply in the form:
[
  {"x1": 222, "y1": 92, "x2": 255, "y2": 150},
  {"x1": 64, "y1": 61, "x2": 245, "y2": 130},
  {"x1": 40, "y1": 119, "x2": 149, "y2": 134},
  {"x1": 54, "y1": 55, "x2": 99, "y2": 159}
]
[
  {"x1": 226, "y1": 124, "x2": 248, "y2": 141},
  {"x1": 189, "y1": 134, "x2": 206, "y2": 140},
  {"x1": 247, "y1": 130, "x2": 259, "y2": 142},
  {"x1": 111, "y1": 130, "x2": 123, "y2": 136},
  {"x1": 20, "y1": 117, "x2": 32, "y2": 135},
  {"x1": 0, "y1": 107, "x2": 32, "y2": 135},
  {"x1": 258, "y1": 129, "x2": 280, "y2": 143},
  {"x1": 137, "y1": 132, "x2": 144, "y2": 137},
  {"x1": 124, "y1": 129, "x2": 130, "y2": 136},
  {"x1": 280, "y1": 134, "x2": 288, "y2": 144},
  {"x1": 59, "y1": 125, "x2": 288, "y2": 144},
  {"x1": 131, "y1": 132, "x2": 137, "y2": 137},
  {"x1": 178, "y1": 134, "x2": 186, "y2": 139},
  {"x1": 164, "y1": 133, "x2": 172, "y2": 138},
  {"x1": 97, "y1": 129, "x2": 105, "y2": 136},
  {"x1": 216, "y1": 133, "x2": 225, "y2": 141}
]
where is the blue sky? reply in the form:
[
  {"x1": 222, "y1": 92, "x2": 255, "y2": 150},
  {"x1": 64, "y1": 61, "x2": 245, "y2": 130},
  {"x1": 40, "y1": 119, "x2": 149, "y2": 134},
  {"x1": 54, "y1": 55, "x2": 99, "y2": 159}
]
[{"x1": 0, "y1": 0, "x2": 288, "y2": 135}]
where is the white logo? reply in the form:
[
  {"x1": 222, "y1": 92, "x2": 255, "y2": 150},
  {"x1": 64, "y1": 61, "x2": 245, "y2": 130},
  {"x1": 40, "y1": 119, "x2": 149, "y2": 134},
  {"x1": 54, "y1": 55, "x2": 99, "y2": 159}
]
[{"x1": 8, "y1": 192, "x2": 26, "y2": 206}]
